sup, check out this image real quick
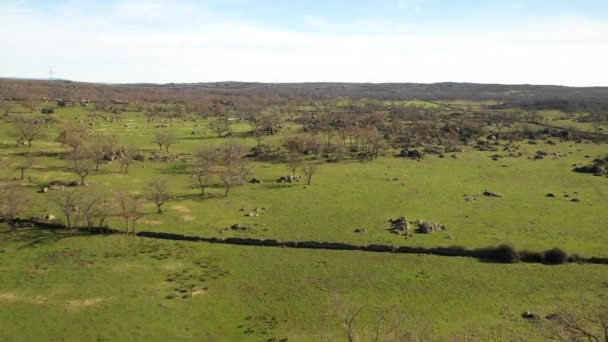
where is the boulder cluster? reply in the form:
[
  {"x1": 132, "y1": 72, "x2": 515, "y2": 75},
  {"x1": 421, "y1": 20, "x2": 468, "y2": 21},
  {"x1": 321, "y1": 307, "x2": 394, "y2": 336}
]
[{"x1": 388, "y1": 217, "x2": 447, "y2": 236}]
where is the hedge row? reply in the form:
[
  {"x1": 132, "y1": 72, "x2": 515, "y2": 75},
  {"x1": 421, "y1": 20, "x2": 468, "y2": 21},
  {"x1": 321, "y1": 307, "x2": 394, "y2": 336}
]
[
  {"x1": 12, "y1": 218, "x2": 608, "y2": 266},
  {"x1": 135, "y1": 232, "x2": 608, "y2": 265}
]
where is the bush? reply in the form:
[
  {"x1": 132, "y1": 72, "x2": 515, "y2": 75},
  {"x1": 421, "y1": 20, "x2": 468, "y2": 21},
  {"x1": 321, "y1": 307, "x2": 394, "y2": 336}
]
[
  {"x1": 542, "y1": 248, "x2": 569, "y2": 265},
  {"x1": 519, "y1": 250, "x2": 543, "y2": 263},
  {"x1": 475, "y1": 244, "x2": 519, "y2": 263}
]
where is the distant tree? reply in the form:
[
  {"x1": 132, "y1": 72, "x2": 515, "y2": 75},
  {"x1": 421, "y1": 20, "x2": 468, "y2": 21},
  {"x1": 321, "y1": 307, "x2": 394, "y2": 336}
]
[
  {"x1": 15, "y1": 154, "x2": 35, "y2": 181},
  {"x1": 92, "y1": 194, "x2": 114, "y2": 228},
  {"x1": 152, "y1": 130, "x2": 177, "y2": 152},
  {"x1": 79, "y1": 193, "x2": 101, "y2": 230},
  {"x1": 15, "y1": 118, "x2": 43, "y2": 147},
  {"x1": 192, "y1": 147, "x2": 218, "y2": 197},
  {"x1": 147, "y1": 178, "x2": 170, "y2": 213},
  {"x1": 211, "y1": 117, "x2": 232, "y2": 138},
  {"x1": 216, "y1": 143, "x2": 250, "y2": 197},
  {"x1": 119, "y1": 147, "x2": 137, "y2": 174},
  {"x1": 70, "y1": 153, "x2": 95, "y2": 185},
  {"x1": 302, "y1": 161, "x2": 320, "y2": 185},
  {"x1": 54, "y1": 190, "x2": 81, "y2": 230},
  {"x1": 56, "y1": 123, "x2": 89, "y2": 152},
  {"x1": 0, "y1": 99, "x2": 10, "y2": 116},
  {"x1": 114, "y1": 191, "x2": 143, "y2": 234},
  {"x1": 0, "y1": 185, "x2": 29, "y2": 232},
  {"x1": 286, "y1": 154, "x2": 302, "y2": 178},
  {"x1": 87, "y1": 135, "x2": 118, "y2": 171}
]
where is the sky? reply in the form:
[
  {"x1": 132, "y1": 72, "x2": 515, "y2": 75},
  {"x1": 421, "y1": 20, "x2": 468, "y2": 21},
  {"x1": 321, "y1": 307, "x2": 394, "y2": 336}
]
[{"x1": 1, "y1": 0, "x2": 607, "y2": 86}]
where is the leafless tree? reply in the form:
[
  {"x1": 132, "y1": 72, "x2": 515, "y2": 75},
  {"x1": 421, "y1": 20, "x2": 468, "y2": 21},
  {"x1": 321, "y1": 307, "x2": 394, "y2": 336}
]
[
  {"x1": 78, "y1": 193, "x2": 101, "y2": 230},
  {"x1": 216, "y1": 143, "x2": 251, "y2": 197},
  {"x1": 152, "y1": 130, "x2": 177, "y2": 152},
  {"x1": 546, "y1": 303, "x2": 608, "y2": 341},
  {"x1": 54, "y1": 190, "x2": 81, "y2": 230},
  {"x1": 92, "y1": 194, "x2": 114, "y2": 228},
  {"x1": 56, "y1": 123, "x2": 89, "y2": 152},
  {"x1": 211, "y1": 117, "x2": 232, "y2": 138},
  {"x1": 114, "y1": 191, "x2": 143, "y2": 234},
  {"x1": 0, "y1": 185, "x2": 29, "y2": 231},
  {"x1": 87, "y1": 134, "x2": 118, "y2": 171},
  {"x1": 286, "y1": 154, "x2": 302, "y2": 178},
  {"x1": 119, "y1": 146, "x2": 137, "y2": 174},
  {"x1": 15, "y1": 154, "x2": 35, "y2": 181},
  {"x1": 302, "y1": 161, "x2": 320, "y2": 185},
  {"x1": 192, "y1": 147, "x2": 218, "y2": 197},
  {"x1": 70, "y1": 153, "x2": 95, "y2": 185},
  {"x1": 148, "y1": 178, "x2": 170, "y2": 213},
  {"x1": 15, "y1": 118, "x2": 43, "y2": 147}
]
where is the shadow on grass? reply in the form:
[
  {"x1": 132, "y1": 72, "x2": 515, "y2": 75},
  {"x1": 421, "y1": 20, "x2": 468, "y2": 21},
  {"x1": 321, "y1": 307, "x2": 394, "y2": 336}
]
[{"x1": 1, "y1": 227, "x2": 89, "y2": 250}]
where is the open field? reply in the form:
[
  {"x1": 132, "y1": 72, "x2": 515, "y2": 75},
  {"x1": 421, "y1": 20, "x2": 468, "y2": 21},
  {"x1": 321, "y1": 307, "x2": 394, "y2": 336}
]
[
  {"x1": 1, "y1": 229, "x2": 607, "y2": 341},
  {"x1": 1, "y1": 87, "x2": 608, "y2": 340}
]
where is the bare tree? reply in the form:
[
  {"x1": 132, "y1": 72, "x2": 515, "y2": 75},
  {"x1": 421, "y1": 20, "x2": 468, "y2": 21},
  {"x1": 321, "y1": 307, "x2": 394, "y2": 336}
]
[
  {"x1": 79, "y1": 193, "x2": 101, "y2": 230},
  {"x1": 148, "y1": 178, "x2": 170, "y2": 213},
  {"x1": 192, "y1": 147, "x2": 218, "y2": 197},
  {"x1": 216, "y1": 143, "x2": 250, "y2": 197},
  {"x1": 302, "y1": 161, "x2": 320, "y2": 185},
  {"x1": 70, "y1": 153, "x2": 95, "y2": 185},
  {"x1": 92, "y1": 194, "x2": 114, "y2": 229},
  {"x1": 56, "y1": 123, "x2": 89, "y2": 152},
  {"x1": 54, "y1": 190, "x2": 81, "y2": 230},
  {"x1": 114, "y1": 191, "x2": 143, "y2": 234},
  {"x1": 15, "y1": 118, "x2": 43, "y2": 147},
  {"x1": 0, "y1": 185, "x2": 29, "y2": 232},
  {"x1": 152, "y1": 130, "x2": 177, "y2": 152},
  {"x1": 211, "y1": 117, "x2": 232, "y2": 137},
  {"x1": 286, "y1": 154, "x2": 302, "y2": 178},
  {"x1": 119, "y1": 147, "x2": 137, "y2": 174},
  {"x1": 15, "y1": 154, "x2": 35, "y2": 181},
  {"x1": 87, "y1": 134, "x2": 118, "y2": 171},
  {"x1": 546, "y1": 303, "x2": 608, "y2": 341}
]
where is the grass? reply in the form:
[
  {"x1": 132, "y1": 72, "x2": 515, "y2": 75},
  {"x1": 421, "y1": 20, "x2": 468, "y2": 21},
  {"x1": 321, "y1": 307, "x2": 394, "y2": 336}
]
[
  {"x1": 1, "y1": 103, "x2": 607, "y2": 340},
  {"x1": 1, "y1": 228, "x2": 607, "y2": 341}
]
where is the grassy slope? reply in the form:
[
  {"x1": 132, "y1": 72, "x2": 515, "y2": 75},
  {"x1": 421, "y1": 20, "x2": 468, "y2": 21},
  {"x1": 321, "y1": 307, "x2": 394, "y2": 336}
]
[
  {"x1": 1, "y1": 104, "x2": 607, "y2": 340},
  {"x1": 1, "y1": 229, "x2": 607, "y2": 341},
  {"x1": 1, "y1": 106, "x2": 607, "y2": 256}
]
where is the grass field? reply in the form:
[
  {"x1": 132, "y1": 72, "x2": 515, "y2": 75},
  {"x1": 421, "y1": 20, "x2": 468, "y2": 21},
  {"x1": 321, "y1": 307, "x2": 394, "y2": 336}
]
[
  {"x1": 2, "y1": 229, "x2": 607, "y2": 341},
  {"x1": 1, "y1": 103, "x2": 607, "y2": 340}
]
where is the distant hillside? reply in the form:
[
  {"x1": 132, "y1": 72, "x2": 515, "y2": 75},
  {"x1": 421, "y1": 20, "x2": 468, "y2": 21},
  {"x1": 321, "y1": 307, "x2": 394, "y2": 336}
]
[{"x1": 2, "y1": 78, "x2": 608, "y2": 107}]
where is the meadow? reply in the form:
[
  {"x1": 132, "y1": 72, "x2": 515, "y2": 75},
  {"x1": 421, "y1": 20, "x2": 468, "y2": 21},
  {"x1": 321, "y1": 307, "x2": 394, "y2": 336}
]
[{"x1": 1, "y1": 99, "x2": 607, "y2": 340}]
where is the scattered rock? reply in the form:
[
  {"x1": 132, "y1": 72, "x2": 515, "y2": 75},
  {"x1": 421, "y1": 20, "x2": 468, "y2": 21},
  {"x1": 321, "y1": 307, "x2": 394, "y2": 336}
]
[
  {"x1": 249, "y1": 178, "x2": 263, "y2": 184},
  {"x1": 482, "y1": 190, "x2": 504, "y2": 198},
  {"x1": 230, "y1": 224, "x2": 249, "y2": 231},
  {"x1": 416, "y1": 220, "x2": 447, "y2": 234},
  {"x1": 570, "y1": 198, "x2": 581, "y2": 202},
  {"x1": 521, "y1": 311, "x2": 541, "y2": 321},
  {"x1": 546, "y1": 193, "x2": 557, "y2": 198},
  {"x1": 354, "y1": 228, "x2": 366, "y2": 233}
]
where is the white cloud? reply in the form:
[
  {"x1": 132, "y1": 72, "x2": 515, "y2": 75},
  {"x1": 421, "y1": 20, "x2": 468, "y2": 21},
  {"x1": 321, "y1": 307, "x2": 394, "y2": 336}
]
[{"x1": 0, "y1": 2, "x2": 606, "y2": 86}]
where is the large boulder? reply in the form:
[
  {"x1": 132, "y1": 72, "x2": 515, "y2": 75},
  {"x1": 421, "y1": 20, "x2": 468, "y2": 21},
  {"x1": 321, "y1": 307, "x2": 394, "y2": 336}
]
[
  {"x1": 400, "y1": 149, "x2": 424, "y2": 160},
  {"x1": 389, "y1": 217, "x2": 412, "y2": 235},
  {"x1": 416, "y1": 220, "x2": 448, "y2": 234}
]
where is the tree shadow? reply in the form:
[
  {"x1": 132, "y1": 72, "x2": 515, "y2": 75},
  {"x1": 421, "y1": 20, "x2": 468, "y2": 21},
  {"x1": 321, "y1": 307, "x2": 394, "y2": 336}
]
[{"x1": 1, "y1": 227, "x2": 88, "y2": 250}]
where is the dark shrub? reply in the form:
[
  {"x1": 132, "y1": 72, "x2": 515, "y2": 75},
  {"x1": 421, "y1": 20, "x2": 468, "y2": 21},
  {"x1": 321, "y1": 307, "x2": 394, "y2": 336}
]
[
  {"x1": 542, "y1": 248, "x2": 569, "y2": 265},
  {"x1": 475, "y1": 244, "x2": 519, "y2": 263},
  {"x1": 519, "y1": 250, "x2": 543, "y2": 263}
]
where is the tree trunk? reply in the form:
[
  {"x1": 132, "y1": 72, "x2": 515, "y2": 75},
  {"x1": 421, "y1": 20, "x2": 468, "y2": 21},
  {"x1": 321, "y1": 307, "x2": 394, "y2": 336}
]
[
  {"x1": 28, "y1": 139, "x2": 32, "y2": 147},
  {"x1": 157, "y1": 204, "x2": 162, "y2": 213},
  {"x1": 224, "y1": 185, "x2": 230, "y2": 197}
]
